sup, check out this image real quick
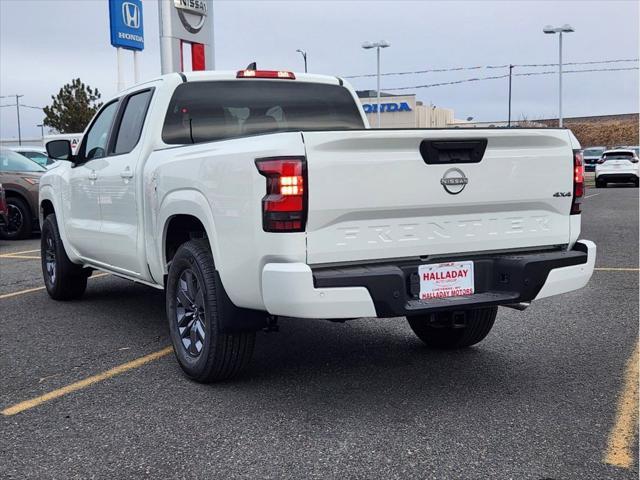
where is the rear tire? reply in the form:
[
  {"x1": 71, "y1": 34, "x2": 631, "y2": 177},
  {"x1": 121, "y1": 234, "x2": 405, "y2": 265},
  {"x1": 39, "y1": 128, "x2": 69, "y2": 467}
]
[
  {"x1": 407, "y1": 306, "x2": 497, "y2": 349},
  {"x1": 0, "y1": 197, "x2": 32, "y2": 239},
  {"x1": 41, "y1": 214, "x2": 89, "y2": 300},
  {"x1": 166, "y1": 239, "x2": 255, "y2": 383},
  {"x1": 595, "y1": 178, "x2": 606, "y2": 188}
]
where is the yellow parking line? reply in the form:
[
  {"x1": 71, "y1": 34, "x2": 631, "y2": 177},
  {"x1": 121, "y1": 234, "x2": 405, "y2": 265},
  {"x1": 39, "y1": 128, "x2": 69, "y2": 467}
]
[
  {"x1": 604, "y1": 343, "x2": 639, "y2": 469},
  {"x1": 0, "y1": 286, "x2": 46, "y2": 299},
  {"x1": 595, "y1": 268, "x2": 639, "y2": 272},
  {"x1": 0, "y1": 272, "x2": 109, "y2": 300},
  {"x1": 1, "y1": 346, "x2": 174, "y2": 416},
  {"x1": 0, "y1": 255, "x2": 41, "y2": 259},
  {"x1": 0, "y1": 248, "x2": 40, "y2": 257}
]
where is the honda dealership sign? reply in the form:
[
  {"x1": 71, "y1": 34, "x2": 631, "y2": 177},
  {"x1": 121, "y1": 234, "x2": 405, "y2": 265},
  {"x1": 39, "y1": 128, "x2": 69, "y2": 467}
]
[
  {"x1": 159, "y1": 0, "x2": 214, "y2": 73},
  {"x1": 109, "y1": 0, "x2": 144, "y2": 51}
]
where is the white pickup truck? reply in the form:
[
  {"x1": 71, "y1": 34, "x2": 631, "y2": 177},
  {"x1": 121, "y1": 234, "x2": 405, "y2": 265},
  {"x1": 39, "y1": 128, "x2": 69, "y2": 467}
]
[{"x1": 41, "y1": 69, "x2": 596, "y2": 382}]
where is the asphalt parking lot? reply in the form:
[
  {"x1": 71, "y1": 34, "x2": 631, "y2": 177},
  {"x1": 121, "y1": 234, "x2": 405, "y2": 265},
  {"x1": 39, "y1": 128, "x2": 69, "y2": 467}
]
[{"x1": 0, "y1": 186, "x2": 637, "y2": 479}]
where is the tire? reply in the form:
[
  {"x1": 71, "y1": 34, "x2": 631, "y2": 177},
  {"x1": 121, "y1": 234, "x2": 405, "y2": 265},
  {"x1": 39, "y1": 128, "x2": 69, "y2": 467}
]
[
  {"x1": 166, "y1": 239, "x2": 255, "y2": 383},
  {"x1": 0, "y1": 197, "x2": 32, "y2": 239},
  {"x1": 41, "y1": 214, "x2": 89, "y2": 300},
  {"x1": 407, "y1": 306, "x2": 498, "y2": 349},
  {"x1": 595, "y1": 179, "x2": 606, "y2": 188},
  {"x1": 634, "y1": 177, "x2": 639, "y2": 188}
]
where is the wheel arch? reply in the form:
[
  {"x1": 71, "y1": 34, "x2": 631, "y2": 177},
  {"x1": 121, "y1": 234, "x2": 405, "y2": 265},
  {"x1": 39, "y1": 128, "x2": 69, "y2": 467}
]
[
  {"x1": 38, "y1": 186, "x2": 81, "y2": 264},
  {"x1": 156, "y1": 189, "x2": 221, "y2": 276},
  {"x1": 4, "y1": 188, "x2": 31, "y2": 213}
]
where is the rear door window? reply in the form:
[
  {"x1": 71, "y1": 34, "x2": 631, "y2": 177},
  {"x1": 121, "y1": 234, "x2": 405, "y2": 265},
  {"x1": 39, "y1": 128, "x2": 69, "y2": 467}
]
[
  {"x1": 113, "y1": 90, "x2": 153, "y2": 155},
  {"x1": 162, "y1": 80, "x2": 364, "y2": 145}
]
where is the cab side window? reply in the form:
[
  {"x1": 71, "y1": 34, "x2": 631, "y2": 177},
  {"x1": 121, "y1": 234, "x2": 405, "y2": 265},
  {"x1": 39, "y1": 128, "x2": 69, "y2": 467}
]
[
  {"x1": 113, "y1": 90, "x2": 153, "y2": 155},
  {"x1": 80, "y1": 101, "x2": 119, "y2": 162}
]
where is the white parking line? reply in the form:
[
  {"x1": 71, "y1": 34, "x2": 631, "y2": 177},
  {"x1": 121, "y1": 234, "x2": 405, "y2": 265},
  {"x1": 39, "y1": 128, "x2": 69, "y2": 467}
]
[{"x1": 584, "y1": 193, "x2": 601, "y2": 199}]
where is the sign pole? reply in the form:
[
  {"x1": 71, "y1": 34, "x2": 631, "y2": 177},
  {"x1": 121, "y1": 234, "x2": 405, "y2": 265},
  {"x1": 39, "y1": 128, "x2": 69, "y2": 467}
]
[
  {"x1": 133, "y1": 50, "x2": 140, "y2": 83},
  {"x1": 116, "y1": 47, "x2": 125, "y2": 91}
]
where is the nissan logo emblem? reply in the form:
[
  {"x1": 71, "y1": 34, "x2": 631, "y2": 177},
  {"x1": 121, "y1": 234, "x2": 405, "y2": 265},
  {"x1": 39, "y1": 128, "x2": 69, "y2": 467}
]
[
  {"x1": 174, "y1": 0, "x2": 208, "y2": 34},
  {"x1": 440, "y1": 168, "x2": 469, "y2": 195}
]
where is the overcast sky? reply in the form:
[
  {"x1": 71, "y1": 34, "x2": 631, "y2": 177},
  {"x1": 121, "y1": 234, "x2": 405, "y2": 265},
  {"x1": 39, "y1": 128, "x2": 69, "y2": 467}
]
[{"x1": 1, "y1": 0, "x2": 638, "y2": 140}]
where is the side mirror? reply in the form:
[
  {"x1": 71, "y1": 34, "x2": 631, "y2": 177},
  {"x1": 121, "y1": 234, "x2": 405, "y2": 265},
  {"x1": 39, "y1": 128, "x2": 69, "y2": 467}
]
[{"x1": 46, "y1": 140, "x2": 72, "y2": 161}]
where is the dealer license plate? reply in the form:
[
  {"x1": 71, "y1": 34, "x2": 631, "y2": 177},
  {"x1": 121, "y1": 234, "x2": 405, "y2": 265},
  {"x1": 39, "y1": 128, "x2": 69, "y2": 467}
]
[{"x1": 419, "y1": 261, "x2": 474, "y2": 300}]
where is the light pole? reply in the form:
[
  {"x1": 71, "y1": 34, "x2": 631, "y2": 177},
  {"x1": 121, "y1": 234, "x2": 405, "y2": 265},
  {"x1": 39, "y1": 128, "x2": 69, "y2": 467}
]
[
  {"x1": 543, "y1": 24, "x2": 574, "y2": 127},
  {"x1": 37, "y1": 124, "x2": 45, "y2": 139},
  {"x1": 507, "y1": 64, "x2": 513, "y2": 127},
  {"x1": 362, "y1": 40, "x2": 390, "y2": 128},
  {"x1": 0, "y1": 94, "x2": 24, "y2": 145},
  {"x1": 296, "y1": 49, "x2": 307, "y2": 73}
]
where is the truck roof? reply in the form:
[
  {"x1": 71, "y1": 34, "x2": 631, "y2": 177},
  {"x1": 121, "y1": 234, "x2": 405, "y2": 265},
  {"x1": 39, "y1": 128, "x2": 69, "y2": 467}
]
[{"x1": 120, "y1": 70, "x2": 347, "y2": 96}]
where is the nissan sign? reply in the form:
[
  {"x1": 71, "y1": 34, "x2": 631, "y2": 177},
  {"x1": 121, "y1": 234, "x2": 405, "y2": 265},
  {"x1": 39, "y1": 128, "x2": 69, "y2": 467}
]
[
  {"x1": 174, "y1": 0, "x2": 208, "y2": 34},
  {"x1": 109, "y1": 0, "x2": 144, "y2": 51},
  {"x1": 362, "y1": 102, "x2": 412, "y2": 114}
]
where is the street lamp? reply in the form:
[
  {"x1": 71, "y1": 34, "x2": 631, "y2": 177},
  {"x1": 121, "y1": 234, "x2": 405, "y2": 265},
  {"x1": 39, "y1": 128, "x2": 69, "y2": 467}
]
[
  {"x1": 362, "y1": 40, "x2": 391, "y2": 128},
  {"x1": 296, "y1": 49, "x2": 307, "y2": 73},
  {"x1": 37, "y1": 124, "x2": 45, "y2": 139},
  {"x1": 543, "y1": 24, "x2": 574, "y2": 127}
]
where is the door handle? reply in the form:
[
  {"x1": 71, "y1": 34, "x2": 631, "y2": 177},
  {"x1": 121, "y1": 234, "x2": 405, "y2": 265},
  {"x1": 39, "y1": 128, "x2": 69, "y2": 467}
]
[
  {"x1": 88, "y1": 171, "x2": 97, "y2": 181},
  {"x1": 120, "y1": 167, "x2": 134, "y2": 179}
]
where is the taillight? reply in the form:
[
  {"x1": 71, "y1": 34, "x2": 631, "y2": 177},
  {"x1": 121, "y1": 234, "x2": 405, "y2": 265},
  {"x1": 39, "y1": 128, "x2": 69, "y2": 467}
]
[
  {"x1": 237, "y1": 70, "x2": 296, "y2": 79},
  {"x1": 256, "y1": 157, "x2": 307, "y2": 232},
  {"x1": 571, "y1": 150, "x2": 584, "y2": 215}
]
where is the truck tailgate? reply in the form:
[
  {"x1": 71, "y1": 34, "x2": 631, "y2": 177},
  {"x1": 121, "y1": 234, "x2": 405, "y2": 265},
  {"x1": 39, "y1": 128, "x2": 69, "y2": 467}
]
[{"x1": 303, "y1": 129, "x2": 575, "y2": 265}]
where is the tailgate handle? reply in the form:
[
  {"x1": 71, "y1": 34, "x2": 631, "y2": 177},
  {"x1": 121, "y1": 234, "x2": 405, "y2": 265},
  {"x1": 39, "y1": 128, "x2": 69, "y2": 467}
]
[{"x1": 420, "y1": 139, "x2": 487, "y2": 165}]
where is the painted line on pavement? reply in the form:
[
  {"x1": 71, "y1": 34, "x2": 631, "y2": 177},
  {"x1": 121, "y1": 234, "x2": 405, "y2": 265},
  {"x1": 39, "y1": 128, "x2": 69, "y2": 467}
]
[
  {"x1": 0, "y1": 273, "x2": 109, "y2": 300},
  {"x1": 1, "y1": 346, "x2": 174, "y2": 416},
  {"x1": 584, "y1": 193, "x2": 601, "y2": 199},
  {"x1": 604, "y1": 342, "x2": 639, "y2": 469},
  {"x1": 594, "y1": 268, "x2": 639, "y2": 272},
  {"x1": 0, "y1": 248, "x2": 40, "y2": 257},
  {"x1": 0, "y1": 255, "x2": 41, "y2": 260}
]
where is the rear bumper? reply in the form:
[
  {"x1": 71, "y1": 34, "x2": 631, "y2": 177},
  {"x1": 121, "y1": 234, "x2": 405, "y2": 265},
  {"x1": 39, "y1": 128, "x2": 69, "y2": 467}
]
[
  {"x1": 261, "y1": 240, "x2": 596, "y2": 319},
  {"x1": 595, "y1": 172, "x2": 639, "y2": 182}
]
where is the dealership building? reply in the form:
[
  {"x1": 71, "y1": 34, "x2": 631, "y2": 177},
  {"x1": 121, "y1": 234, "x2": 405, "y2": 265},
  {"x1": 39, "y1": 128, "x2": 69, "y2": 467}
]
[{"x1": 356, "y1": 90, "x2": 462, "y2": 128}]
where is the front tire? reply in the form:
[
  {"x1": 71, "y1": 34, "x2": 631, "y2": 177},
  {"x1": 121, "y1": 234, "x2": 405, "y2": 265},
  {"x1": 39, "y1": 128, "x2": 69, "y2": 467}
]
[
  {"x1": 41, "y1": 214, "x2": 89, "y2": 300},
  {"x1": 0, "y1": 197, "x2": 32, "y2": 239},
  {"x1": 166, "y1": 239, "x2": 255, "y2": 383},
  {"x1": 407, "y1": 306, "x2": 497, "y2": 349}
]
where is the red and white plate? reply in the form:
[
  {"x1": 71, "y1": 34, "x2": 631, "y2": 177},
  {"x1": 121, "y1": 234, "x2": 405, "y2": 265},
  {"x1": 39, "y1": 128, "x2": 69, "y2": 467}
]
[{"x1": 419, "y1": 261, "x2": 474, "y2": 300}]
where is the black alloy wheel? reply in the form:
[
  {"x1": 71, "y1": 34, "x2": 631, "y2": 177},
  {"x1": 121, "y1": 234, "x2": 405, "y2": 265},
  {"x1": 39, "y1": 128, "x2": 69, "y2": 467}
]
[
  {"x1": 176, "y1": 269, "x2": 207, "y2": 357},
  {"x1": 43, "y1": 231, "x2": 57, "y2": 285},
  {"x1": 0, "y1": 197, "x2": 31, "y2": 239}
]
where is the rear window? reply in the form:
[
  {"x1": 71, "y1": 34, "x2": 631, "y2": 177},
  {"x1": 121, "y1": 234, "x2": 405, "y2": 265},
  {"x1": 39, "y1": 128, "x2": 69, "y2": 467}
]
[
  {"x1": 162, "y1": 80, "x2": 365, "y2": 145},
  {"x1": 583, "y1": 148, "x2": 605, "y2": 156},
  {"x1": 603, "y1": 152, "x2": 635, "y2": 160}
]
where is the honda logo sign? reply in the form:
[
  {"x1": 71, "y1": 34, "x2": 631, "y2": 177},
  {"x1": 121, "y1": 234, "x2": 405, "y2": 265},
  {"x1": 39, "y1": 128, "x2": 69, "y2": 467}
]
[
  {"x1": 121, "y1": 2, "x2": 140, "y2": 29},
  {"x1": 109, "y1": 0, "x2": 144, "y2": 51}
]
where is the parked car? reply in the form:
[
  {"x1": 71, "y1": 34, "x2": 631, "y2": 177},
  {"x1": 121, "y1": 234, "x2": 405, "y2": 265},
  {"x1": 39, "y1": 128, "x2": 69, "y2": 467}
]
[
  {"x1": 0, "y1": 184, "x2": 8, "y2": 229},
  {"x1": 41, "y1": 69, "x2": 595, "y2": 382},
  {"x1": 7, "y1": 146, "x2": 55, "y2": 167},
  {"x1": 0, "y1": 147, "x2": 46, "y2": 239},
  {"x1": 595, "y1": 149, "x2": 640, "y2": 188},
  {"x1": 582, "y1": 146, "x2": 606, "y2": 172}
]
